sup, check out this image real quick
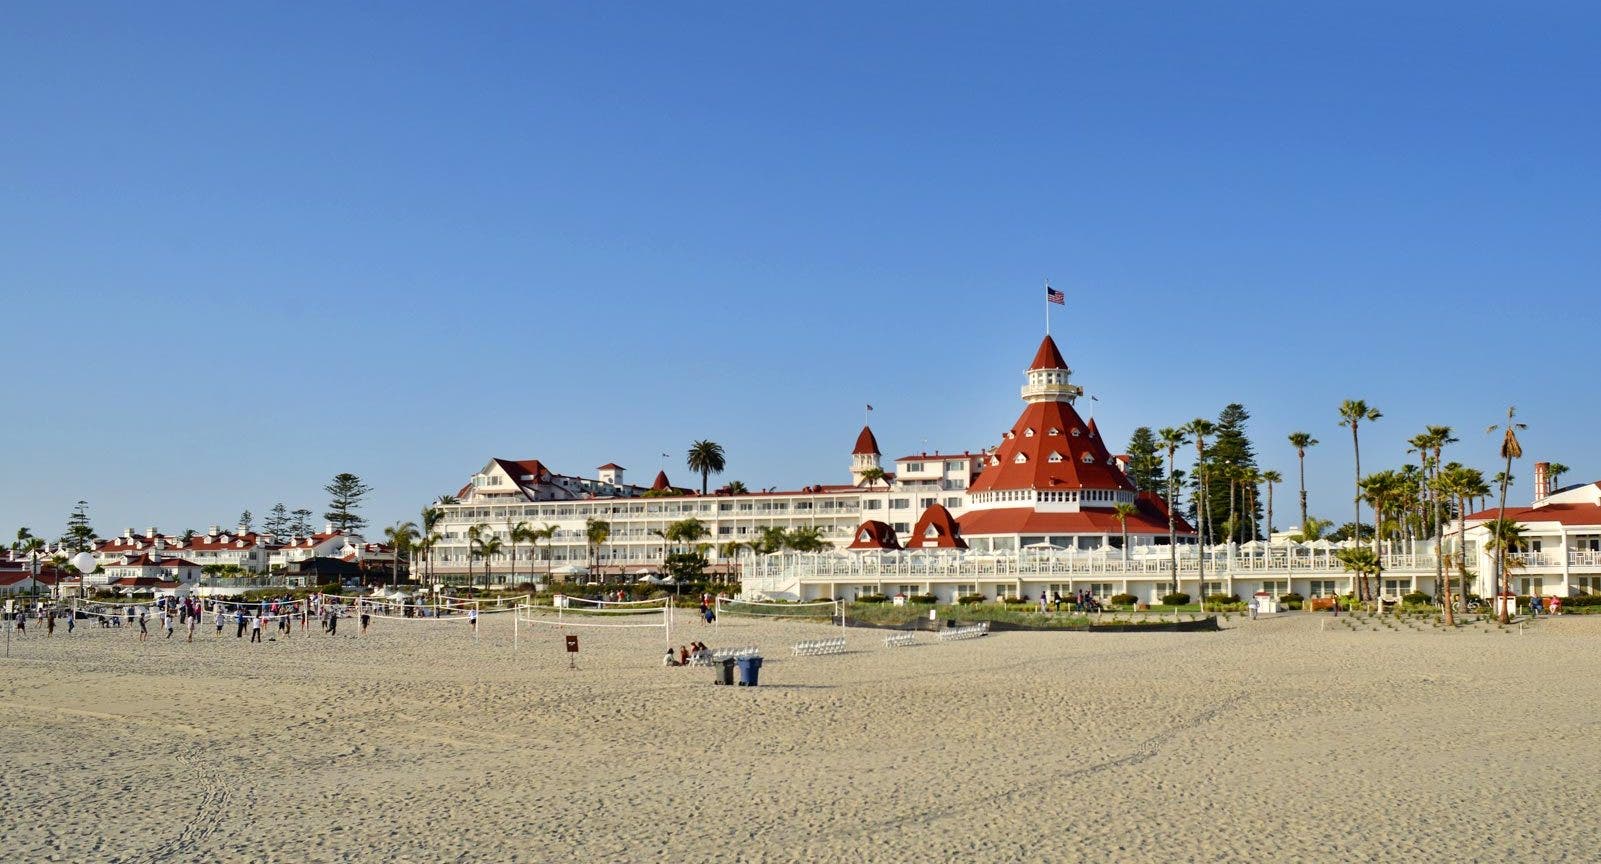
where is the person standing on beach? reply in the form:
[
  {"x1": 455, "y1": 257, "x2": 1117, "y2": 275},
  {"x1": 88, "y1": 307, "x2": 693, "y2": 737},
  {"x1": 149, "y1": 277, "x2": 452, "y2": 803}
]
[
  {"x1": 250, "y1": 612, "x2": 263, "y2": 643},
  {"x1": 163, "y1": 609, "x2": 175, "y2": 639},
  {"x1": 137, "y1": 608, "x2": 149, "y2": 641},
  {"x1": 327, "y1": 605, "x2": 339, "y2": 636},
  {"x1": 186, "y1": 609, "x2": 197, "y2": 642},
  {"x1": 235, "y1": 608, "x2": 247, "y2": 638},
  {"x1": 468, "y1": 607, "x2": 478, "y2": 635},
  {"x1": 46, "y1": 609, "x2": 56, "y2": 637},
  {"x1": 215, "y1": 606, "x2": 226, "y2": 636}
]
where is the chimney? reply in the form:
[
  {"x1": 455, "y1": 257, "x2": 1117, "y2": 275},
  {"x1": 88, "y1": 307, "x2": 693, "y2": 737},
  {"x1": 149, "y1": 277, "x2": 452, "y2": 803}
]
[
  {"x1": 1534, "y1": 461, "x2": 1551, "y2": 502},
  {"x1": 145, "y1": 527, "x2": 157, "y2": 538}
]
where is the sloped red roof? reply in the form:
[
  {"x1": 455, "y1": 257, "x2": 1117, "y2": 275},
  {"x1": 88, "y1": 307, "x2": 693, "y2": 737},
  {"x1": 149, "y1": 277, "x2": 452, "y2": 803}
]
[
  {"x1": 968, "y1": 400, "x2": 1134, "y2": 493},
  {"x1": 959, "y1": 507, "x2": 1177, "y2": 537},
  {"x1": 597, "y1": 463, "x2": 624, "y2": 470},
  {"x1": 907, "y1": 504, "x2": 967, "y2": 549},
  {"x1": 853, "y1": 425, "x2": 881, "y2": 456},
  {"x1": 651, "y1": 471, "x2": 671, "y2": 491},
  {"x1": 1464, "y1": 503, "x2": 1601, "y2": 527},
  {"x1": 1028, "y1": 334, "x2": 1068, "y2": 371},
  {"x1": 114, "y1": 555, "x2": 200, "y2": 568},
  {"x1": 847, "y1": 520, "x2": 901, "y2": 550}
]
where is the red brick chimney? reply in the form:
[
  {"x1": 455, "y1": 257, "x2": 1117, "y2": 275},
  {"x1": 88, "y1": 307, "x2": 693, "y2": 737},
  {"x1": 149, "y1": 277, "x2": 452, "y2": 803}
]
[{"x1": 1534, "y1": 461, "x2": 1551, "y2": 501}]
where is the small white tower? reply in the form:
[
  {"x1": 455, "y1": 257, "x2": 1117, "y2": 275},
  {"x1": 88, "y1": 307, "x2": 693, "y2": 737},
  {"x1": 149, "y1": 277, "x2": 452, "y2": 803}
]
[{"x1": 850, "y1": 426, "x2": 883, "y2": 485}]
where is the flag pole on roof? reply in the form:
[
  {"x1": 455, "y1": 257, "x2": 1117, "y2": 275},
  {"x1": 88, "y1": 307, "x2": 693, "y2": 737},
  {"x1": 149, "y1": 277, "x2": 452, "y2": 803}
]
[{"x1": 1044, "y1": 279, "x2": 1065, "y2": 334}]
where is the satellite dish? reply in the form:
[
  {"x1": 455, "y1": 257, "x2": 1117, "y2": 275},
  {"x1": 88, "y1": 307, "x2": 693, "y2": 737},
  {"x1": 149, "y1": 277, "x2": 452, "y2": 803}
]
[{"x1": 71, "y1": 551, "x2": 97, "y2": 573}]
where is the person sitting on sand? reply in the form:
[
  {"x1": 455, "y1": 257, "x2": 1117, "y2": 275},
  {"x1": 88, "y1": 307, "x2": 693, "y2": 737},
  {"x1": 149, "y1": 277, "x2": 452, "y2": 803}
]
[
  {"x1": 679, "y1": 645, "x2": 690, "y2": 666},
  {"x1": 663, "y1": 647, "x2": 677, "y2": 667}
]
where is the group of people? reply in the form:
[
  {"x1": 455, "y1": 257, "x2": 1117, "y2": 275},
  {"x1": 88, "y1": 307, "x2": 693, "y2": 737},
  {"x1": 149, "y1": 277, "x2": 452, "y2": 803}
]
[
  {"x1": 1036, "y1": 589, "x2": 1102, "y2": 614},
  {"x1": 663, "y1": 641, "x2": 712, "y2": 667}
]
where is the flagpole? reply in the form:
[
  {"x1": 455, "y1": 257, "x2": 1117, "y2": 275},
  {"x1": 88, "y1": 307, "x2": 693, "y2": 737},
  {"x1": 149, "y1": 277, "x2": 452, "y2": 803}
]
[{"x1": 1044, "y1": 277, "x2": 1050, "y2": 335}]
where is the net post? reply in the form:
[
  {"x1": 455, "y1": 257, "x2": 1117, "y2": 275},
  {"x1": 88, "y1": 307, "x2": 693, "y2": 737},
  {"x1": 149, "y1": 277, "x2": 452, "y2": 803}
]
[
  {"x1": 665, "y1": 601, "x2": 672, "y2": 647},
  {"x1": 514, "y1": 603, "x2": 520, "y2": 653}
]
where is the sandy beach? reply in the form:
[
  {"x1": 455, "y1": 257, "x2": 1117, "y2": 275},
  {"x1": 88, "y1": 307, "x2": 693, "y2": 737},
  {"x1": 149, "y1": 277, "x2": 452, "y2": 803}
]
[{"x1": 1, "y1": 610, "x2": 1596, "y2": 863}]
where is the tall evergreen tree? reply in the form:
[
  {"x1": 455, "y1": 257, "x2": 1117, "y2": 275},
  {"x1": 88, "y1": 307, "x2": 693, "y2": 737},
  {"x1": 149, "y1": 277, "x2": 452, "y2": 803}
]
[
  {"x1": 263, "y1": 503, "x2": 290, "y2": 537},
  {"x1": 1206, "y1": 404, "x2": 1262, "y2": 543},
  {"x1": 323, "y1": 473, "x2": 372, "y2": 534},
  {"x1": 62, "y1": 500, "x2": 96, "y2": 552},
  {"x1": 238, "y1": 510, "x2": 253, "y2": 531},
  {"x1": 1123, "y1": 427, "x2": 1165, "y2": 493},
  {"x1": 290, "y1": 508, "x2": 315, "y2": 536}
]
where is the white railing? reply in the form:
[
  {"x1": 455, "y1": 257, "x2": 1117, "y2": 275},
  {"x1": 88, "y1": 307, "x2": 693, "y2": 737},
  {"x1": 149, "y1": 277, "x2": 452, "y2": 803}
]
[{"x1": 751, "y1": 548, "x2": 1446, "y2": 581}]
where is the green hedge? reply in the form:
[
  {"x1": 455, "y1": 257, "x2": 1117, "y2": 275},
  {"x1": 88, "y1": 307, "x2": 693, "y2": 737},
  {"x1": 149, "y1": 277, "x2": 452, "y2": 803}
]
[
  {"x1": 909, "y1": 593, "x2": 938, "y2": 605},
  {"x1": 856, "y1": 593, "x2": 890, "y2": 603},
  {"x1": 1109, "y1": 593, "x2": 1139, "y2": 606},
  {"x1": 957, "y1": 594, "x2": 986, "y2": 605},
  {"x1": 1161, "y1": 592, "x2": 1191, "y2": 606}
]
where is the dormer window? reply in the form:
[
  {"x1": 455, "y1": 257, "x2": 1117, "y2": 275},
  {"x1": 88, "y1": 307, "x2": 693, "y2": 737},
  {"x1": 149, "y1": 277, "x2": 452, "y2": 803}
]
[
  {"x1": 1014, "y1": 453, "x2": 1028, "y2": 464},
  {"x1": 1081, "y1": 453, "x2": 1095, "y2": 464},
  {"x1": 924, "y1": 525, "x2": 940, "y2": 538},
  {"x1": 1071, "y1": 428, "x2": 1081, "y2": 437},
  {"x1": 1048, "y1": 428, "x2": 1060, "y2": 436},
  {"x1": 1023, "y1": 428, "x2": 1034, "y2": 438},
  {"x1": 1004, "y1": 431, "x2": 1015, "y2": 440},
  {"x1": 990, "y1": 455, "x2": 1001, "y2": 466},
  {"x1": 1048, "y1": 452, "x2": 1064, "y2": 463}
]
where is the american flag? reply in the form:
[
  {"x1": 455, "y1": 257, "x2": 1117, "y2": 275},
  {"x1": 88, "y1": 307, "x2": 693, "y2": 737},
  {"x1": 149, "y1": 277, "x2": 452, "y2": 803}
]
[
  {"x1": 1046, "y1": 286, "x2": 1065, "y2": 305},
  {"x1": 866, "y1": 404, "x2": 873, "y2": 411}
]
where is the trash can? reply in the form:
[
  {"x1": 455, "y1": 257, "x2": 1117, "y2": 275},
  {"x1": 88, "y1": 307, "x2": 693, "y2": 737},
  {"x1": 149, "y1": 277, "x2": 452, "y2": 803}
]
[
  {"x1": 715, "y1": 658, "x2": 736, "y2": 686},
  {"x1": 736, "y1": 656, "x2": 763, "y2": 687}
]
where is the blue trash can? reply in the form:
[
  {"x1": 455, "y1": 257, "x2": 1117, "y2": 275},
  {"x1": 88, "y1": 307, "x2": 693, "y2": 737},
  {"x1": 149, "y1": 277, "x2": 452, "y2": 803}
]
[{"x1": 736, "y1": 656, "x2": 763, "y2": 687}]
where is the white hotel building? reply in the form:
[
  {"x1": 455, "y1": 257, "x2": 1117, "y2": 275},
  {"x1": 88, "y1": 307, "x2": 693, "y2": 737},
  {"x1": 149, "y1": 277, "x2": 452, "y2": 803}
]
[{"x1": 431, "y1": 332, "x2": 1601, "y2": 604}]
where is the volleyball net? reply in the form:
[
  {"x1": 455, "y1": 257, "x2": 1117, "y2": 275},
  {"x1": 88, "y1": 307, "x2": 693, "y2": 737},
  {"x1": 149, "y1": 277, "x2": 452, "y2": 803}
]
[
  {"x1": 714, "y1": 596, "x2": 843, "y2": 625},
  {"x1": 512, "y1": 597, "x2": 674, "y2": 650}
]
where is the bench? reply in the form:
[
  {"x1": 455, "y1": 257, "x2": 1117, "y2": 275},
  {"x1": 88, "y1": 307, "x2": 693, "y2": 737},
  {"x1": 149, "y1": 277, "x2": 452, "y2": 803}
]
[
  {"x1": 937, "y1": 622, "x2": 989, "y2": 642},
  {"x1": 883, "y1": 632, "x2": 917, "y2": 648},
  {"x1": 791, "y1": 637, "x2": 846, "y2": 656}
]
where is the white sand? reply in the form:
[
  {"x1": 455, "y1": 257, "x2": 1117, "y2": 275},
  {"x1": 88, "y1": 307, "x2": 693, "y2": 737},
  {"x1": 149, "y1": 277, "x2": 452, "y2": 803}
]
[{"x1": 1, "y1": 610, "x2": 1596, "y2": 862}]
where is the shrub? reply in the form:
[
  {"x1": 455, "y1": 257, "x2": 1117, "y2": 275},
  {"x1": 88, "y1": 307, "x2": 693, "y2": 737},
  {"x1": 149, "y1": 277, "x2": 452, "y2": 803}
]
[
  {"x1": 1204, "y1": 593, "x2": 1239, "y2": 605},
  {"x1": 1161, "y1": 592, "x2": 1191, "y2": 606},
  {"x1": 1109, "y1": 593, "x2": 1138, "y2": 606},
  {"x1": 1401, "y1": 591, "x2": 1431, "y2": 606},
  {"x1": 855, "y1": 593, "x2": 889, "y2": 604},
  {"x1": 1562, "y1": 593, "x2": 1601, "y2": 607},
  {"x1": 958, "y1": 594, "x2": 986, "y2": 605},
  {"x1": 1283, "y1": 600, "x2": 1304, "y2": 610},
  {"x1": 1279, "y1": 592, "x2": 1304, "y2": 604},
  {"x1": 909, "y1": 593, "x2": 938, "y2": 605}
]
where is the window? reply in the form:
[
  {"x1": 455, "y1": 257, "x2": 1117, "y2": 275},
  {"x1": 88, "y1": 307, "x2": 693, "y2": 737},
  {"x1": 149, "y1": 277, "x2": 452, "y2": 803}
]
[
  {"x1": 864, "y1": 500, "x2": 881, "y2": 510},
  {"x1": 1382, "y1": 579, "x2": 1410, "y2": 597},
  {"x1": 1081, "y1": 453, "x2": 1095, "y2": 463},
  {"x1": 1518, "y1": 577, "x2": 1544, "y2": 596},
  {"x1": 1308, "y1": 580, "x2": 1336, "y2": 597},
  {"x1": 1024, "y1": 428, "x2": 1034, "y2": 438},
  {"x1": 946, "y1": 461, "x2": 964, "y2": 471},
  {"x1": 1071, "y1": 428, "x2": 1081, "y2": 437},
  {"x1": 1048, "y1": 452, "x2": 1063, "y2": 463},
  {"x1": 893, "y1": 523, "x2": 909, "y2": 533},
  {"x1": 1047, "y1": 428, "x2": 1059, "y2": 436},
  {"x1": 1088, "y1": 582, "x2": 1114, "y2": 599},
  {"x1": 944, "y1": 497, "x2": 962, "y2": 509},
  {"x1": 906, "y1": 462, "x2": 924, "y2": 472},
  {"x1": 1260, "y1": 580, "x2": 1287, "y2": 596},
  {"x1": 1202, "y1": 581, "x2": 1224, "y2": 597},
  {"x1": 1014, "y1": 453, "x2": 1028, "y2": 464},
  {"x1": 890, "y1": 499, "x2": 909, "y2": 509},
  {"x1": 920, "y1": 497, "x2": 935, "y2": 509}
]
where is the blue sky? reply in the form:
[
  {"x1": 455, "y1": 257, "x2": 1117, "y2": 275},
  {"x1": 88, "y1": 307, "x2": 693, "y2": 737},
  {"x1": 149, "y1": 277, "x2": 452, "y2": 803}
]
[{"x1": 3, "y1": 2, "x2": 1596, "y2": 539}]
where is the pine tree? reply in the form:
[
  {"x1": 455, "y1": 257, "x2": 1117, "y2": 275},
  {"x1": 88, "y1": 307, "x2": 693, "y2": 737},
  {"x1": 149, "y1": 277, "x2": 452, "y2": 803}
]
[
  {"x1": 1123, "y1": 427, "x2": 1165, "y2": 493},
  {"x1": 62, "y1": 500, "x2": 96, "y2": 552},
  {"x1": 290, "y1": 508, "x2": 314, "y2": 536},
  {"x1": 263, "y1": 503, "x2": 290, "y2": 537},
  {"x1": 323, "y1": 473, "x2": 372, "y2": 534},
  {"x1": 238, "y1": 510, "x2": 253, "y2": 532},
  {"x1": 1206, "y1": 404, "x2": 1262, "y2": 543}
]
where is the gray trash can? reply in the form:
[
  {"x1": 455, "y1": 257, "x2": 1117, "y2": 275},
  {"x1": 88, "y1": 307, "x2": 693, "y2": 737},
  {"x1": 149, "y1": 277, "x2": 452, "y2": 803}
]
[
  {"x1": 715, "y1": 658, "x2": 736, "y2": 686},
  {"x1": 736, "y1": 656, "x2": 763, "y2": 687}
]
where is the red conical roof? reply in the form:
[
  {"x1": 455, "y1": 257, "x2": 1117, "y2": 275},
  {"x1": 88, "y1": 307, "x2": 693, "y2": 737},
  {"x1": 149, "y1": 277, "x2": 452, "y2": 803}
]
[
  {"x1": 967, "y1": 400, "x2": 1134, "y2": 494},
  {"x1": 1028, "y1": 335, "x2": 1068, "y2": 371},
  {"x1": 651, "y1": 470, "x2": 671, "y2": 491},
  {"x1": 852, "y1": 425, "x2": 881, "y2": 456}
]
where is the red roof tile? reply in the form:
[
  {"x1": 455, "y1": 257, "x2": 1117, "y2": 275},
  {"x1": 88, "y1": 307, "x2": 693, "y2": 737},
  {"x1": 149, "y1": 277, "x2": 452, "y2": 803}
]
[
  {"x1": 1465, "y1": 503, "x2": 1601, "y2": 527},
  {"x1": 847, "y1": 520, "x2": 901, "y2": 550},
  {"x1": 853, "y1": 426, "x2": 881, "y2": 456},
  {"x1": 958, "y1": 507, "x2": 1178, "y2": 536},
  {"x1": 907, "y1": 504, "x2": 967, "y2": 549},
  {"x1": 651, "y1": 471, "x2": 671, "y2": 491},
  {"x1": 1028, "y1": 334, "x2": 1068, "y2": 371},
  {"x1": 967, "y1": 399, "x2": 1133, "y2": 494}
]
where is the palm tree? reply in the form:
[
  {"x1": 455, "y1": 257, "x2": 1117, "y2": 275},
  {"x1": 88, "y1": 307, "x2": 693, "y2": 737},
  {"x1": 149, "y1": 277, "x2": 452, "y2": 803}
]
[
  {"x1": 1289, "y1": 517, "x2": 1332, "y2": 543},
  {"x1": 1158, "y1": 427, "x2": 1189, "y2": 596},
  {"x1": 1409, "y1": 425, "x2": 1457, "y2": 612},
  {"x1": 474, "y1": 535, "x2": 503, "y2": 590},
  {"x1": 1487, "y1": 407, "x2": 1526, "y2": 623},
  {"x1": 1112, "y1": 502, "x2": 1137, "y2": 563},
  {"x1": 1482, "y1": 517, "x2": 1527, "y2": 613},
  {"x1": 1359, "y1": 471, "x2": 1399, "y2": 574},
  {"x1": 1335, "y1": 547, "x2": 1384, "y2": 607},
  {"x1": 1260, "y1": 470, "x2": 1282, "y2": 541},
  {"x1": 1287, "y1": 432, "x2": 1318, "y2": 534},
  {"x1": 1337, "y1": 400, "x2": 1382, "y2": 549},
  {"x1": 383, "y1": 521, "x2": 419, "y2": 587},
  {"x1": 1185, "y1": 418, "x2": 1216, "y2": 590},
  {"x1": 858, "y1": 467, "x2": 886, "y2": 487},
  {"x1": 508, "y1": 521, "x2": 534, "y2": 584},
  {"x1": 1546, "y1": 462, "x2": 1569, "y2": 493},
  {"x1": 420, "y1": 504, "x2": 448, "y2": 587},
  {"x1": 529, "y1": 523, "x2": 558, "y2": 578},
  {"x1": 686, "y1": 440, "x2": 727, "y2": 496},
  {"x1": 725, "y1": 480, "x2": 748, "y2": 495},
  {"x1": 584, "y1": 518, "x2": 611, "y2": 578},
  {"x1": 717, "y1": 540, "x2": 747, "y2": 584},
  {"x1": 466, "y1": 523, "x2": 490, "y2": 589}
]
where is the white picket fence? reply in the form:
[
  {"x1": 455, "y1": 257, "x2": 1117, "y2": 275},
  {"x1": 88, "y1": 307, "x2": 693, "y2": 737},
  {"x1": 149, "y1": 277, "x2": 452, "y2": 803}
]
[
  {"x1": 690, "y1": 646, "x2": 759, "y2": 666},
  {"x1": 791, "y1": 637, "x2": 847, "y2": 656}
]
